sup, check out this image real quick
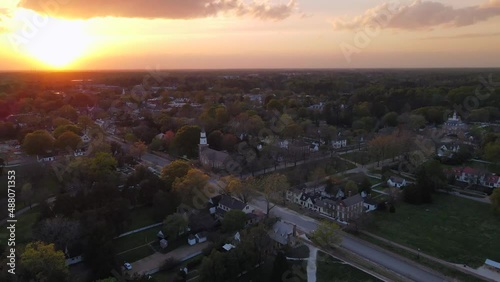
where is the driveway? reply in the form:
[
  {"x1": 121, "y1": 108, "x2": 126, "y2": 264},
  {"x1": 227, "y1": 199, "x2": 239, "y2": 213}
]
[{"x1": 307, "y1": 245, "x2": 318, "y2": 282}]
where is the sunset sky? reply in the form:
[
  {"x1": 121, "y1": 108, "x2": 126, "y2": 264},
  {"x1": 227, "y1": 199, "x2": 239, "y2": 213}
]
[{"x1": 1, "y1": 0, "x2": 499, "y2": 70}]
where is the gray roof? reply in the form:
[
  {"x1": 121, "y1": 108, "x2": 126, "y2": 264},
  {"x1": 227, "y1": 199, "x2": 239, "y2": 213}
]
[
  {"x1": 269, "y1": 221, "x2": 294, "y2": 245},
  {"x1": 219, "y1": 195, "x2": 247, "y2": 210},
  {"x1": 200, "y1": 147, "x2": 230, "y2": 163},
  {"x1": 341, "y1": 194, "x2": 364, "y2": 207}
]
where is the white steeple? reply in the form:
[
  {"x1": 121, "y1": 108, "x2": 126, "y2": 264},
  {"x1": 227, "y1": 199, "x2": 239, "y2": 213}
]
[{"x1": 200, "y1": 131, "x2": 208, "y2": 146}]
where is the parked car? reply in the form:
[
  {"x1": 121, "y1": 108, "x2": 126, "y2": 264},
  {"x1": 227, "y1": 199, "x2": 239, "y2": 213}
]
[{"x1": 124, "y1": 262, "x2": 132, "y2": 270}]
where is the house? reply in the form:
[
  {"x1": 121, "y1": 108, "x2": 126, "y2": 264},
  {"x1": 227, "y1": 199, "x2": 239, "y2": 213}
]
[
  {"x1": 208, "y1": 195, "x2": 222, "y2": 215},
  {"x1": 268, "y1": 221, "x2": 296, "y2": 248},
  {"x1": 286, "y1": 188, "x2": 364, "y2": 222},
  {"x1": 387, "y1": 176, "x2": 407, "y2": 188},
  {"x1": 447, "y1": 167, "x2": 500, "y2": 188},
  {"x1": 199, "y1": 131, "x2": 230, "y2": 169},
  {"x1": 308, "y1": 102, "x2": 324, "y2": 112},
  {"x1": 160, "y1": 239, "x2": 168, "y2": 249},
  {"x1": 74, "y1": 149, "x2": 85, "y2": 157},
  {"x1": 363, "y1": 198, "x2": 378, "y2": 212},
  {"x1": 332, "y1": 138, "x2": 347, "y2": 149},
  {"x1": 215, "y1": 195, "x2": 252, "y2": 220},
  {"x1": 437, "y1": 143, "x2": 460, "y2": 158},
  {"x1": 443, "y1": 111, "x2": 468, "y2": 136},
  {"x1": 336, "y1": 194, "x2": 364, "y2": 222},
  {"x1": 485, "y1": 259, "x2": 500, "y2": 273},
  {"x1": 195, "y1": 232, "x2": 207, "y2": 243},
  {"x1": 37, "y1": 154, "x2": 55, "y2": 162},
  {"x1": 187, "y1": 235, "x2": 197, "y2": 246}
]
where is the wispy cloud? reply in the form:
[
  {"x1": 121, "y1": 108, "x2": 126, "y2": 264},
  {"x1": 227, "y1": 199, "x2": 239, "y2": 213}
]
[
  {"x1": 420, "y1": 32, "x2": 500, "y2": 40},
  {"x1": 17, "y1": 0, "x2": 298, "y2": 21},
  {"x1": 332, "y1": 0, "x2": 500, "y2": 30}
]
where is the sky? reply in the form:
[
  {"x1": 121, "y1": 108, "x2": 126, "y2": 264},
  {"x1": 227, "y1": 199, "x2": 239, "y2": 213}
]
[{"x1": 0, "y1": 0, "x2": 499, "y2": 70}]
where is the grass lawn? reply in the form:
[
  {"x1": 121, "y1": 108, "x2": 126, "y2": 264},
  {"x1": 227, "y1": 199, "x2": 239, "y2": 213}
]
[
  {"x1": 342, "y1": 151, "x2": 374, "y2": 165},
  {"x1": 0, "y1": 206, "x2": 40, "y2": 245},
  {"x1": 125, "y1": 206, "x2": 158, "y2": 232},
  {"x1": 317, "y1": 252, "x2": 382, "y2": 282},
  {"x1": 368, "y1": 193, "x2": 500, "y2": 267},
  {"x1": 114, "y1": 228, "x2": 160, "y2": 254},
  {"x1": 116, "y1": 245, "x2": 155, "y2": 263}
]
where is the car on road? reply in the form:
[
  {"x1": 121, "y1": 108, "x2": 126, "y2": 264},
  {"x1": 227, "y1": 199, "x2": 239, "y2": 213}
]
[{"x1": 124, "y1": 262, "x2": 132, "y2": 270}]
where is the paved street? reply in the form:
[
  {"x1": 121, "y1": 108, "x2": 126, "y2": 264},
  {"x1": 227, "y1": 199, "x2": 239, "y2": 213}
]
[{"x1": 249, "y1": 197, "x2": 447, "y2": 282}]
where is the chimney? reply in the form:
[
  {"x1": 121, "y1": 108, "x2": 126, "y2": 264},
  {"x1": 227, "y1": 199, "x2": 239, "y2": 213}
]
[
  {"x1": 293, "y1": 225, "x2": 297, "y2": 237},
  {"x1": 348, "y1": 190, "x2": 352, "y2": 197}
]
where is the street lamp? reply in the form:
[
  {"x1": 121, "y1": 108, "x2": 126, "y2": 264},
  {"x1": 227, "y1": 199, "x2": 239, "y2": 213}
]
[{"x1": 417, "y1": 248, "x2": 420, "y2": 259}]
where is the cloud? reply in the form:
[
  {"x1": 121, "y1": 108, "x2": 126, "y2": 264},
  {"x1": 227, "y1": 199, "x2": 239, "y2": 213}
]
[
  {"x1": 420, "y1": 32, "x2": 500, "y2": 40},
  {"x1": 331, "y1": 0, "x2": 500, "y2": 30},
  {"x1": 17, "y1": 0, "x2": 297, "y2": 20}
]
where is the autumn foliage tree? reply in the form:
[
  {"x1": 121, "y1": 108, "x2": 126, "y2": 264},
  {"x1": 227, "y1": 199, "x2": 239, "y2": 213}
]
[{"x1": 20, "y1": 241, "x2": 69, "y2": 282}]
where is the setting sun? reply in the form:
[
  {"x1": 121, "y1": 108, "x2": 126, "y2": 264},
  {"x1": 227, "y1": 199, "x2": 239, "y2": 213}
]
[{"x1": 24, "y1": 20, "x2": 91, "y2": 68}]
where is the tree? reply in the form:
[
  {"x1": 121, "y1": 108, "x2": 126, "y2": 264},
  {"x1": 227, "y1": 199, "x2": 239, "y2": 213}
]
[
  {"x1": 367, "y1": 135, "x2": 392, "y2": 166},
  {"x1": 491, "y1": 188, "x2": 500, "y2": 213},
  {"x1": 57, "y1": 104, "x2": 78, "y2": 121},
  {"x1": 130, "y1": 141, "x2": 147, "y2": 160},
  {"x1": 271, "y1": 252, "x2": 290, "y2": 282},
  {"x1": 22, "y1": 130, "x2": 54, "y2": 155},
  {"x1": 344, "y1": 180, "x2": 358, "y2": 197},
  {"x1": 20, "y1": 241, "x2": 69, "y2": 282},
  {"x1": 152, "y1": 190, "x2": 179, "y2": 221},
  {"x1": 172, "y1": 125, "x2": 201, "y2": 158},
  {"x1": 89, "y1": 152, "x2": 118, "y2": 181},
  {"x1": 484, "y1": 142, "x2": 500, "y2": 164},
  {"x1": 359, "y1": 177, "x2": 372, "y2": 194},
  {"x1": 161, "y1": 160, "x2": 191, "y2": 190},
  {"x1": 33, "y1": 217, "x2": 82, "y2": 252},
  {"x1": 249, "y1": 173, "x2": 289, "y2": 216},
  {"x1": 382, "y1": 112, "x2": 399, "y2": 127},
  {"x1": 77, "y1": 115, "x2": 95, "y2": 132},
  {"x1": 55, "y1": 131, "x2": 82, "y2": 151},
  {"x1": 53, "y1": 124, "x2": 82, "y2": 139},
  {"x1": 172, "y1": 169, "x2": 209, "y2": 207},
  {"x1": 309, "y1": 167, "x2": 327, "y2": 182},
  {"x1": 414, "y1": 160, "x2": 446, "y2": 203},
  {"x1": 20, "y1": 182, "x2": 34, "y2": 208},
  {"x1": 311, "y1": 220, "x2": 342, "y2": 249},
  {"x1": 221, "y1": 176, "x2": 252, "y2": 203},
  {"x1": 221, "y1": 210, "x2": 247, "y2": 233},
  {"x1": 163, "y1": 213, "x2": 188, "y2": 240}
]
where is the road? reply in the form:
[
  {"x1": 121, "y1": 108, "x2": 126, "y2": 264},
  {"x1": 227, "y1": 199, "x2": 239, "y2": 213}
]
[
  {"x1": 249, "y1": 197, "x2": 447, "y2": 282},
  {"x1": 106, "y1": 135, "x2": 171, "y2": 167}
]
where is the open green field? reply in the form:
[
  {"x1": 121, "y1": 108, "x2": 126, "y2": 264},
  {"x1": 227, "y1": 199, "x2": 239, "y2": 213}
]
[
  {"x1": 124, "y1": 206, "x2": 158, "y2": 232},
  {"x1": 116, "y1": 245, "x2": 155, "y2": 263},
  {"x1": 317, "y1": 252, "x2": 382, "y2": 282},
  {"x1": 114, "y1": 228, "x2": 159, "y2": 254},
  {"x1": 368, "y1": 193, "x2": 500, "y2": 267},
  {"x1": 341, "y1": 151, "x2": 374, "y2": 165}
]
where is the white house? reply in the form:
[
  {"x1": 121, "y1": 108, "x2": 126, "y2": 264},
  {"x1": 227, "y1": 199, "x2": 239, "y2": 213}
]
[
  {"x1": 387, "y1": 176, "x2": 407, "y2": 188},
  {"x1": 332, "y1": 139, "x2": 347, "y2": 149}
]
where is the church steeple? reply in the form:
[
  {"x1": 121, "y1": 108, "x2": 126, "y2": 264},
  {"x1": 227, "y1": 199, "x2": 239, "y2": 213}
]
[{"x1": 200, "y1": 130, "x2": 208, "y2": 146}]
